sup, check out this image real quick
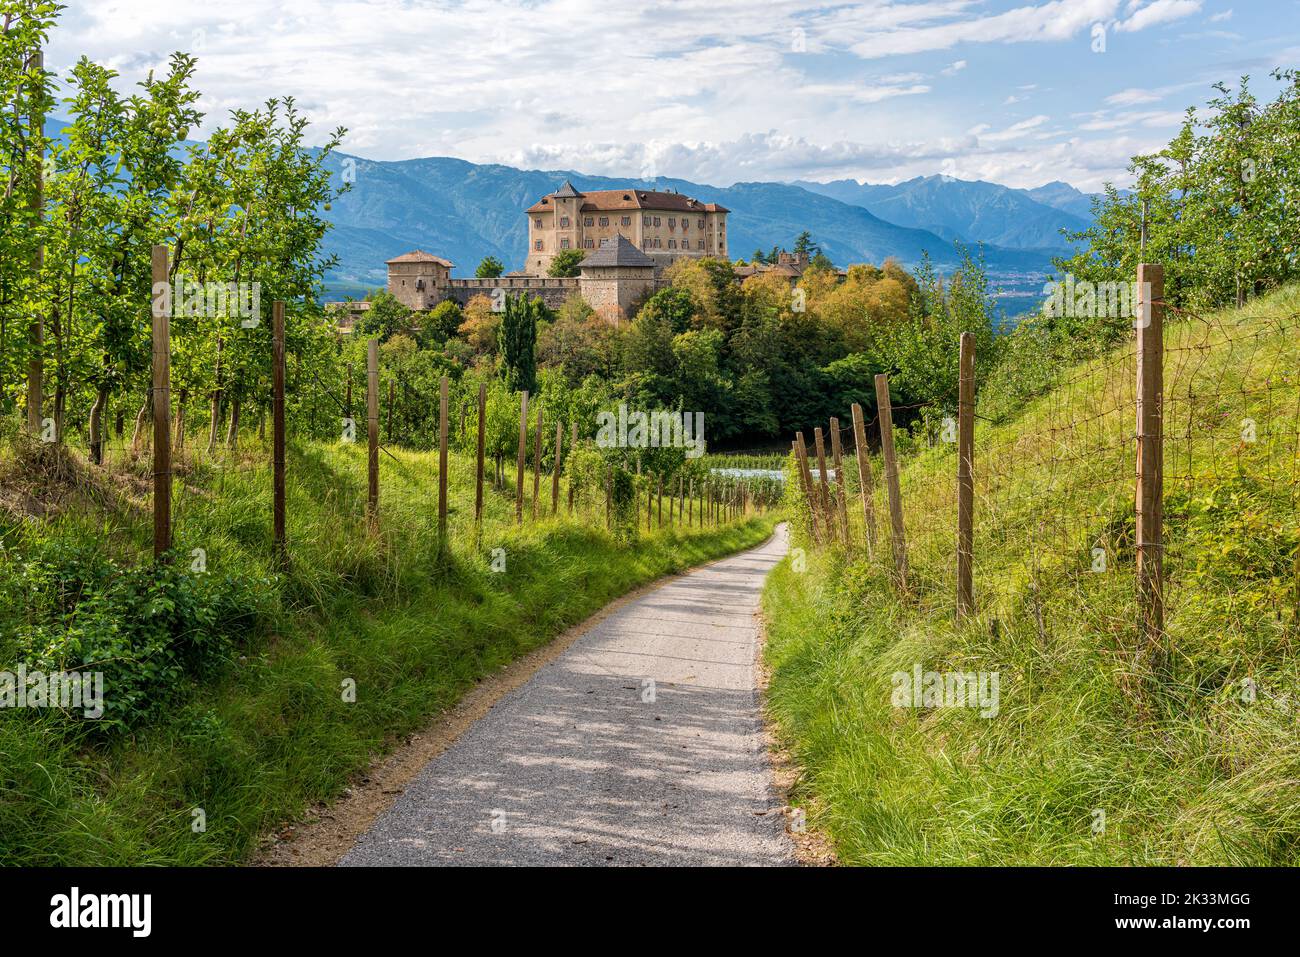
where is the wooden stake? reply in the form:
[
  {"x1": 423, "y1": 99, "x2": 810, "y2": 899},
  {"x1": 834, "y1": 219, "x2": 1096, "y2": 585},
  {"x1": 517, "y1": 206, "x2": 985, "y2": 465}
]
[
  {"x1": 438, "y1": 375, "x2": 449, "y2": 541},
  {"x1": 475, "y1": 382, "x2": 486, "y2": 522},
  {"x1": 830, "y1": 418, "x2": 850, "y2": 547},
  {"x1": 367, "y1": 338, "x2": 379, "y2": 529},
  {"x1": 515, "y1": 390, "x2": 529, "y2": 524},
  {"x1": 875, "y1": 374, "x2": 908, "y2": 590},
  {"x1": 1137, "y1": 263, "x2": 1165, "y2": 644},
  {"x1": 151, "y1": 245, "x2": 172, "y2": 558},
  {"x1": 25, "y1": 51, "x2": 43, "y2": 437},
  {"x1": 657, "y1": 477, "x2": 663, "y2": 529},
  {"x1": 794, "y1": 433, "x2": 820, "y2": 543},
  {"x1": 814, "y1": 427, "x2": 832, "y2": 537},
  {"x1": 272, "y1": 301, "x2": 286, "y2": 560},
  {"x1": 568, "y1": 421, "x2": 577, "y2": 513},
  {"x1": 531, "y1": 402, "x2": 543, "y2": 519},
  {"x1": 850, "y1": 403, "x2": 879, "y2": 556},
  {"x1": 956, "y1": 332, "x2": 976, "y2": 619},
  {"x1": 551, "y1": 420, "x2": 562, "y2": 515}
]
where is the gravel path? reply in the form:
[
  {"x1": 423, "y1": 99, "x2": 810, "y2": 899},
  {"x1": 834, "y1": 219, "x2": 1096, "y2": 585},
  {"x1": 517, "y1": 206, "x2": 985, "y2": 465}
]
[{"x1": 341, "y1": 524, "x2": 794, "y2": 867}]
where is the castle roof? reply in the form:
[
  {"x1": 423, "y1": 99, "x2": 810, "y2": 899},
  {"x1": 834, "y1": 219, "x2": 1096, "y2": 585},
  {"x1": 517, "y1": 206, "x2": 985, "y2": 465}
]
[
  {"x1": 386, "y1": 250, "x2": 455, "y2": 267},
  {"x1": 527, "y1": 187, "x2": 729, "y2": 215},
  {"x1": 579, "y1": 235, "x2": 656, "y2": 269}
]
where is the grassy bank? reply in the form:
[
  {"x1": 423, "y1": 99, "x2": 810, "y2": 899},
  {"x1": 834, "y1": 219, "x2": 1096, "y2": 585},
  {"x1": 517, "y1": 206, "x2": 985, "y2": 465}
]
[
  {"x1": 762, "y1": 286, "x2": 1300, "y2": 865},
  {"x1": 0, "y1": 430, "x2": 774, "y2": 865}
]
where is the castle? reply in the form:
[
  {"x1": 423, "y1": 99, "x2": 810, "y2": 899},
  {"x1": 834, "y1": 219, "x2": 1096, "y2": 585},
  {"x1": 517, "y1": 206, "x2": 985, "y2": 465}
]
[{"x1": 384, "y1": 182, "x2": 729, "y2": 323}]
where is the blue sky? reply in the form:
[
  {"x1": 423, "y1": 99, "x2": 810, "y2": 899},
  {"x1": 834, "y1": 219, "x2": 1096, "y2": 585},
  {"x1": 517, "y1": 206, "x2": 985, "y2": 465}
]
[{"x1": 52, "y1": 1, "x2": 1299, "y2": 191}]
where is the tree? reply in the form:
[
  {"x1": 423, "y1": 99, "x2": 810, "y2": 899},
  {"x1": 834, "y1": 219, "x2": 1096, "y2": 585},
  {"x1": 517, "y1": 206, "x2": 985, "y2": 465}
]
[
  {"x1": 548, "y1": 248, "x2": 585, "y2": 278},
  {"x1": 475, "y1": 256, "x2": 504, "y2": 278},
  {"x1": 635, "y1": 286, "x2": 695, "y2": 335},
  {"x1": 793, "y1": 230, "x2": 821, "y2": 259},
  {"x1": 498, "y1": 293, "x2": 541, "y2": 394},
  {"x1": 458, "y1": 294, "x2": 499, "y2": 357},
  {"x1": 420, "y1": 299, "x2": 463, "y2": 347},
  {"x1": 356, "y1": 291, "x2": 412, "y2": 343}
]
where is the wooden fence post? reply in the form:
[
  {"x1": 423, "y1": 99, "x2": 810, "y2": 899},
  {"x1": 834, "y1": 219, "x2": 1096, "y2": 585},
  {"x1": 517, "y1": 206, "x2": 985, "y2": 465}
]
[
  {"x1": 830, "y1": 418, "x2": 850, "y2": 547},
  {"x1": 794, "y1": 432, "x2": 820, "y2": 544},
  {"x1": 568, "y1": 421, "x2": 577, "y2": 514},
  {"x1": 515, "y1": 390, "x2": 529, "y2": 524},
  {"x1": 646, "y1": 479, "x2": 653, "y2": 532},
  {"x1": 605, "y1": 468, "x2": 612, "y2": 530},
  {"x1": 367, "y1": 338, "x2": 380, "y2": 529},
  {"x1": 813, "y1": 427, "x2": 832, "y2": 538},
  {"x1": 552, "y1": 421, "x2": 562, "y2": 515},
  {"x1": 874, "y1": 373, "x2": 908, "y2": 590},
  {"x1": 475, "y1": 382, "x2": 486, "y2": 522},
  {"x1": 657, "y1": 477, "x2": 663, "y2": 529},
  {"x1": 688, "y1": 478, "x2": 694, "y2": 526},
  {"x1": 272, "y1": 301, "x2": 286, "y2": 560},
  {"x1": 25, "y1": 51, "x2": 43, "y2": 438},
  {"x1": 438, "y1": 375, "x2": 449, "y2": 542},
  {"x1": 151, "y1": 245, "x2": 172, "y2": 557},
  {"x1": 531, "y1": 402, "x2": 543, "y2": 519},
  {"x1": 1137, "y1": 263, "x2": 1165, "y2": 645},
  {"x1": 850, "y1": 403, "x2": 879, "y2": 556},
  {"x1": 956, "y1": 332, "x2": 976, "y2": 619}
]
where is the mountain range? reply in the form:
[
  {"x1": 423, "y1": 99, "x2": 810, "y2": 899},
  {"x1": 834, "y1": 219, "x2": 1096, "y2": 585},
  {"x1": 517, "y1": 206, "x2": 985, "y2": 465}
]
[{"x1": 315, "y1": 152, "x2": 1101, "y2": 301}]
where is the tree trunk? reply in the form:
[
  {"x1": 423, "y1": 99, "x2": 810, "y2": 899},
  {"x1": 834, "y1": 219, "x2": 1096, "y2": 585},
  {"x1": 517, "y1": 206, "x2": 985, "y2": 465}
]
[
  {"x1": 207, "y1": 388, "x2": 223, "y2": 453},
  {"x1": 130, "y1": 397, "x2": 149, "y2": 455},
  {"x1": 87, "y1": 385, "x2": 108, "y2": 465},
  {"x1": 226, "y1": 396, "x2": 241, "y2": 448},
  {"x1": 114, "y1": 407, "x2": 124, "y2": 438}
]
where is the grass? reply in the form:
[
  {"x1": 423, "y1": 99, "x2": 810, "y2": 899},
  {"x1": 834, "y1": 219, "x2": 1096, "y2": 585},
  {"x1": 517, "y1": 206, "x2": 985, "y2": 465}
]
[
  {"x1": 0, "y1": 428, "x2": 775, "y2": 865},
  {"x1": 762, "y1": 285, "x2": 1300, "y2": 865}
]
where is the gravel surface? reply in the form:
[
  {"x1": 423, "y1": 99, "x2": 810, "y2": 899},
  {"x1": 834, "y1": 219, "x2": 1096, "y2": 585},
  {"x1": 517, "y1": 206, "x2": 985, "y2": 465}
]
[{"x1": 341, "y1": 525, "x2": 795, "y2": 867}]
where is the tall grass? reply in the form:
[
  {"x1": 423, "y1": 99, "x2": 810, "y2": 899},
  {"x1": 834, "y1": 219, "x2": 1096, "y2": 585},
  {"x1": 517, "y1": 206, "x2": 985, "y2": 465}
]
[
  {"x1": 762, "y1": 286, "x2": 1300, "y2": 865},
  {"x1": 0, "y1": 430, "x2": 774, "y2": 865}
]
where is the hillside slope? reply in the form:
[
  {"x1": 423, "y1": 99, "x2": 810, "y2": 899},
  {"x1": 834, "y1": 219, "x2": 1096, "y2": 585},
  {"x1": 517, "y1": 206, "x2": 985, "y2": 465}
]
[{"x1": 761, "y1": 285, "x2": 1300, "y2": 865}]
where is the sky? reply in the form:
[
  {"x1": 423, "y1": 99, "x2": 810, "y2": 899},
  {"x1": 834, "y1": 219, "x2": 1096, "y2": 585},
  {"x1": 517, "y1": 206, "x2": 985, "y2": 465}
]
[{"x1": 47, "y1": 0, "x2": 1300, "y2": 192}]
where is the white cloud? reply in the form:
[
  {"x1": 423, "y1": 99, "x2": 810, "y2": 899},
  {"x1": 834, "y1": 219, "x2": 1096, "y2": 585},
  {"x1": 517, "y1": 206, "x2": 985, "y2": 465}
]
[
  {"x1": 1208, "y1": 7, "x2": 1233, "y2": 22},
  {"x1": 941, "y1": 59, "x2": 968, "y2": 75},
  {"x1": 1115, "y1": 0, "x2": 1203, "y2": 32}
]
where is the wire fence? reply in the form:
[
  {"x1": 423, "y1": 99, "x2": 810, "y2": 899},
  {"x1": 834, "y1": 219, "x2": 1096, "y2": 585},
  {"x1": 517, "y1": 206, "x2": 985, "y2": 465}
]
[{"x1": 790, "y1": 269, "x2": 1300, "y2": 650}]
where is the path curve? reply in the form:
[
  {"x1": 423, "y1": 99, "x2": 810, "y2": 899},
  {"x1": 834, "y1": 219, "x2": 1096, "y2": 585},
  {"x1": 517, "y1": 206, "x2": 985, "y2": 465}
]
[{"x1": 341, "y1": 524, "x2": 793, "y2": 867}]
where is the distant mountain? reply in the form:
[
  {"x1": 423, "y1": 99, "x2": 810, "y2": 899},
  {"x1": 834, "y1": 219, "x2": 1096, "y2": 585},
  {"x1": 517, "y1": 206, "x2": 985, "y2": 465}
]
[
  {"x1": 1023, "y1": 180, "x2": 1102, "y2": 221},
  {"x1": 793, "y1": 174, "x2": 1093, "y2": 252},
  {"x1": 315, "y1": 154, "x2": 1058, "y2": 296}
]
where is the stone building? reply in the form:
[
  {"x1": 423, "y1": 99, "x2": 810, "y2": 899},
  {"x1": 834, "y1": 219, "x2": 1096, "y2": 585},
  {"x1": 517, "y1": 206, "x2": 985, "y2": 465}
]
[
  {"x1": 577, "y1": 235, "x2": 658, "y2": 322},
  {"x1": 524, "y1": 181, "x2": 728, "y2": 276},
  {"x1": 384, "y1": 236, "x2": 658, "y2": 323}
]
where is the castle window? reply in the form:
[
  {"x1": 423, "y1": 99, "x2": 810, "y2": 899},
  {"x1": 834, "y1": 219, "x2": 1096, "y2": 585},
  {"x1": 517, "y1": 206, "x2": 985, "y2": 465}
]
[
  {"x1": 534, "y1": 218, "x2": 542, "y2": 227},
  {"x1": 698, "y1": 219, "x2": 705, "y2": 228},
  {"x1": 654, "y1": 238, "x2": 661, "y2": 248},
  {"x1": 535, "y1": 240, "x2": 543, "y2": 250},
  {"x1": 584, "y1": 238, "x2": 594, "y2": 248},
  {"x1": 561, "y1": 239, "x2": 570, "y2": 249},
  {"x1": 681, "y1": 220, "x2": 688, "y2": 231},
  {"x1": 560, "y1": 216, "x2": 570, "y2": 227},
  {"x1": 584, "y1": 217, "x2": 593, "y2": 227},
  {"x1": 653, "y1": 217, "x2": 661, "y2": 227},
  {"x1": 668, "y1": 240, "x2": 677, "y2": 249},
  {"x1": 668, "y1": 218, "x2": 676, "y2": 228},
  {"x1": 599, "y1": 216, "x2": 608, "y2": 227},
  {"x1": 698, "y1": 240, "x2": 705, "y2": 249},
  {"x1": 621, "y1": 216, "x2": 631, "y2": 226},
  {"x1": 643, "y1": 215, "x2": 651, "y2": 225}
]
